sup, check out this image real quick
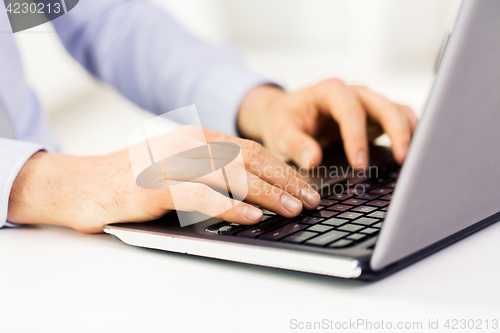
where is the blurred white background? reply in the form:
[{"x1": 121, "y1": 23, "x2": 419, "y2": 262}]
[{"x1": 14, "y1": 0, "x2": 461, "y2": 155}]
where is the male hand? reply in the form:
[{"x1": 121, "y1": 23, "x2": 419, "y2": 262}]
[
  {"x1": 8, "y1": 126, "x2": 320, "y2": 233},
  {"x1": 238, "y1": 80, "x2": 418, "y2": 169}
]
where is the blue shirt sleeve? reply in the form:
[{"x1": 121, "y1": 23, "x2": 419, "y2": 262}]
[
  {"x1": 0, "y1": 138, "x2": 44, "y2": 228},
  {"x1": 50, "y1": 0, "x2": 272, "y2": 136}
]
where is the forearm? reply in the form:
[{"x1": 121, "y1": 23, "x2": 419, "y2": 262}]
[{"x1": 7, "y1": 151, "x2": 138, "y2": 233}]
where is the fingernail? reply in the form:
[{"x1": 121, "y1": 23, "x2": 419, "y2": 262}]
[
  {"x1": 301, "y1": 150, "x2": 313, "y2": 167},
  {"x1": 357, "y1": 150, "x2": 367, "y2": 168},
  {"x1": 281, "y1": 193, "x2": 302, "y2": 214},
  {"x1": 241, "y1": 205, "x2": 263, "y2": 222},
  {"x1": 301, "y1": 187, "x2": 320, "y2": 207}
]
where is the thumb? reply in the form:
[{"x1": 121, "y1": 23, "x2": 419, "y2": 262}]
[{"x1": 269, "y1": 122, "x2": 323, "y2": 169}]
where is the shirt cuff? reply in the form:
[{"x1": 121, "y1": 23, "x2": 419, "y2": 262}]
[
  {"x1": 189, "y1": 63, "x2": 275, "y2": 137},
  {"x1": 0, "y1": 138, "x2": 45, "y2": 228}
]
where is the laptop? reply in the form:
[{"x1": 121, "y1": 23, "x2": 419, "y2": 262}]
[{"x1": 104, "y1": 0, "x2": 500, "y2": 281}]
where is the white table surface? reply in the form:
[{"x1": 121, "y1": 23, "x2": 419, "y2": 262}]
[
  {"x1": 3, "y1": 62, "x2": 499, "y2": 333},
  {"x1": 1, "y1": 220, "x2": 499, "y2": 333}
]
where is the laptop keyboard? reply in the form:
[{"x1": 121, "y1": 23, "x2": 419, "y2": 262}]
[{"x1": 205, "y1": 169, "x2": 399, "y2": 249}]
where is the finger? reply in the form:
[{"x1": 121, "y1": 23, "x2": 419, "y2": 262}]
[
  {"x1": 204, "y1": 146, "x2": 320, "y2": 209},
  {"x1": 398, "y1": 104, "x2": 418, "y2": 132},
  {"x1": 313, "y1": 79, "x2": 369, "y2": 170},
  {"x1": 186, "y1": 158, "x2": 306, "y2": 217},
  {"x1": 169, "y1": 182, "x2": 263, "y2": 224},
  {"x1": 202, "y1": 128, "x2": 302, "y2": 178},
  {"x1": 239, "y1": 148, "x2": 320, "y2": 209},
  {"x1": 268, "y1": 120, "x2": 323, "y2": 169},
  {"x1": 354, "y1": 86, "x2": 413, "y2": 163},
  {"x1": 220, "y1": 162, "x2": 304, "y2": 217}
]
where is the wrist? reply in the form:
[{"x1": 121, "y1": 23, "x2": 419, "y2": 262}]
[
  {"x1": 8, "y1": 151, "x2": 52, "y2": 225},
  {"x1": 7, "y1": 151, "x2": 133, "y2": 233},
  {"x1": 237, "y1": 84, "x2": 285, "y2": 140}
]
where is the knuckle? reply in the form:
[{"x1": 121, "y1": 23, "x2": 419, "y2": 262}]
[
  {"x1": 219, "y1": 197, "x2": 234, "y2": 215},
  {"x1": 392, "y1": 106, "x2": 411, "y2": 127},
  {"x1": 263, "y1": 181, "x2": 283, "y2": 199},
  {"x1": 224, "y1": 163, "x2": 246, "y2": 181},
  {"x1": 402, "y1": 105, "x2": 415, "y2": 115},
  {"x1": 391, "y1": 124, "x2": 410, "y2": 139},
  {"x1": 350, "y1": 108, "x2": 365, "y2": 118},
  {"x1": 189, "y1": 184, "x2": 211, "y2": 202},
  {"x1": 382, "y1": 104, "x2": 403, "y2": 119},
  {"x1": 389, "y1": 104, "x2": 402, "y2": 114},
  {"x1": 283, "y1": 177, "x2": 301, "y2": 194},
  {"x1": 242, "y1": 149, "x2": 262, "y2": 169},
  {"x1": 318, "y1": 77, "x2": 345, "y2": 90},
  {"x1": 244, "y1": 139, "x2": 263, "y2": 155},
  {"x1": 267, "y1": 188, "x2": 284, "y2": 207},
  {"x1": 353, "y1": 85, "x2": 369, "y2": 93}
]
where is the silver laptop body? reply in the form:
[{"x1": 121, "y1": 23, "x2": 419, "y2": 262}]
[{"x1": 104, "y1": 0, "x2": 500, "y2": 280}]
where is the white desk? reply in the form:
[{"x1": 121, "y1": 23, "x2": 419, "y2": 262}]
[{"x1": 1, "y1": 220, "x2": 500, "y2": 333}]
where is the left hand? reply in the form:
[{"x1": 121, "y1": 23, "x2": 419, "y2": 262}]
[
  {"x1": 8, "y1": 126, "x2": 319, "y2": 233},
  {"x1": 237, "y1": 79, "x2": 418, "y2": 169}
]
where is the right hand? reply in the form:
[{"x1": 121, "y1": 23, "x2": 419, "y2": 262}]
[{"x1": 7, "y1": 126, "x2": 320, "y2": 233}]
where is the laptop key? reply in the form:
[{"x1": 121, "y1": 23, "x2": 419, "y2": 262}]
[
  {"x1": 368, "y1": 211, "x2": 386, "y2": 219},
  {"x1": 328, "y1": 239, "x2": 354, "y2": 248},
  {"x1": 320, "y1": 199, "x2": 338, "y2": 207},
  {"x1": 389, "y1": 171, "x2": 399, "y2": 178},
  {"x1": 360, "y1": 227, "x2": 379, "y2": 235},
  {"x1": 352, "y1": 205, "x2": 377, "y2": 213},
  {"x1": 369, "y1": 188, "x2": 392, "y2": 195},
  {"x1": 261, "y1": 215, "x2": 275, "y2": 221},
  {"x1": 342, "y1": 198, "x2": 367, "y2": 206},
  {"x1": 218, "y1": 225, "x2": 248, "y2": 236},
  {"x1": 321, "y1": 218, "x2": 349, "y2": 227},
  {"x1": 327, "y1": 193, "x2": 352, "y2": 201},
  {"x1": 385, "y1": 181, "x2": 397, "y2": 188},
  {"x1": 346, "y1": 187, "x2": 366, "y2": 195},
  {"x1": 327, "y1": 204, "x2": 353, "y2": 212},
  {"x1": 298, "y1": 210, "x2": 312, "y2": 217},
  {"x1": 260, "y1": 223, "x2": 308, "y2": 241},
  {"x1": 261, "y1": 209, "x2": 276, "y2": 215},
  {"x1": 282, "y1": 231, "x2": 318, "y2": 244},
  {"x1": 336, "y1": 212, "x2": 363, "y2": 219},
  {"x1": 372, "y1": 222, "x2": 383, "y2": 228},
  {"x1": 236, "y1": 227, "x2": 264, "y2": 238},
  {"x1": 205, "y1": 221, "x2": 230, "y2": 234},
  {"x1": 337, "y1": 223, "x2": 364, "y2": 232},
  {"x1": 356, "y1": 193, "x2": 381, "y2": 200},
  {"x1": 297, "y1": 216, "x2": 323, "y2": 225},
  {"x1": 347, "y1": 233, "x2": 367, "y2": 241},
  {"x1": 366, "y1": 200, "x2": 390, "y2": 207},
  {"x1": 305, "y1": 230, "x2": 349, "y2": 246},
  {"x1": 312, "y1": 210, "x2": 338, "y2": 218},
  {"x1": 351, "y1": 217, "x2": 379, "y2": 226},
  {"x1": 307, "y1": 224, "x2": 334, "y2": 233},
  {"x1": 380, "y1": 194, "x2": 392, "y2": 201},
  {"x1": 375, "y1": 177, "x2": 390, "y2": 184},
  {"x1": 347, "y1": 177, "x2": 369, "y2": 186},
  {"x1": 237, "y1": 218, "x2": 289, "y2": 238}
]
